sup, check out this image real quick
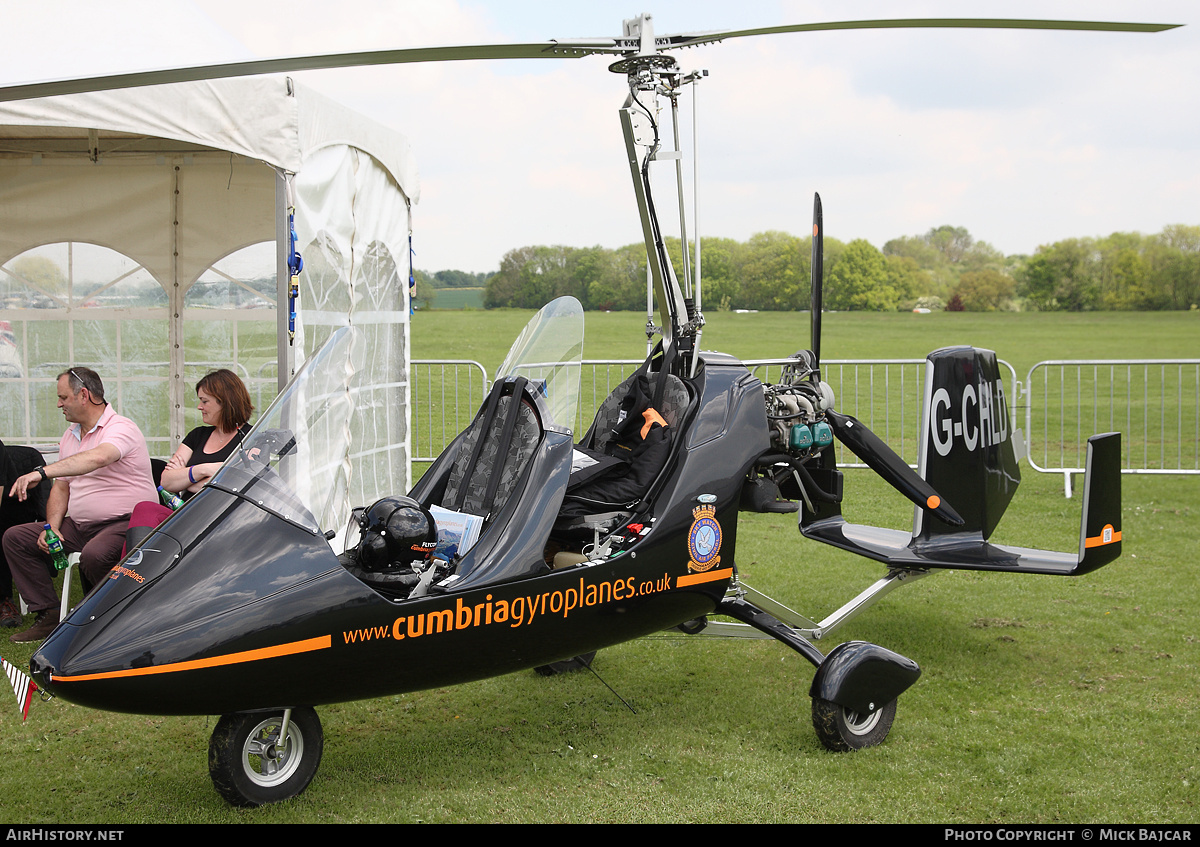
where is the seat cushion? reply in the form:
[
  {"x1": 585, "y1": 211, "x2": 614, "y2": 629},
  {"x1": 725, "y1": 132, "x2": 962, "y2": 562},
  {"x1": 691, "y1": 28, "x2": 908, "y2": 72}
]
[
  {"x1": 590, "y1": 372, "x2": 689, "y2": 453},
  {"x1": 442, "y1": 395, "x2": 541, "y2": 517}
]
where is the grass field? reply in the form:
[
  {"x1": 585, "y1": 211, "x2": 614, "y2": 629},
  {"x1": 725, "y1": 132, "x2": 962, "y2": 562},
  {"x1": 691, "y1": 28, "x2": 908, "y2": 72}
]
[
  {"x1": 414, "y1": 309, "x2": 1200, "y2": 471},
  {"x1": 1, "y1": 310, "x2": 1196, "y2": 824},
  {"x1": 414, "y1": 308, "x2": 1199, "y2": 377},
  {"x1": 424, "y1": 288, "x2": 484, "y2": 310}
]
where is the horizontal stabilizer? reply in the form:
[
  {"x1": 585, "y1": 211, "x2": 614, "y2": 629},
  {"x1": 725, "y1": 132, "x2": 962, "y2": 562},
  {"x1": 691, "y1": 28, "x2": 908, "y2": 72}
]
[{"x1": 801, "y1": 432, "x2": 1121, "y2": 576}]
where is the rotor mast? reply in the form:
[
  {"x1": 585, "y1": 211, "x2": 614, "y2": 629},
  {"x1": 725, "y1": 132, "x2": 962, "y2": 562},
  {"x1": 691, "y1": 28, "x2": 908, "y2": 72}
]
[{"x1": 613, "y1": 13, "x2": 705, "y2": 372}]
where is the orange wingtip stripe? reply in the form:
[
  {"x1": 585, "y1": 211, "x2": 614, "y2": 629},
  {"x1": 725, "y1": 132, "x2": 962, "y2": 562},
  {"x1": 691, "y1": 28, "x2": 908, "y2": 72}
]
[
  {"x1": 1084, "y1": 525, "x2": 1121, "y2": 548},
  {"x1": 50, "y1": 635, "x2": 332, "y2": 683},
  {"x1": 677, "y1": 567, "x2": 733, "y2": 587}
]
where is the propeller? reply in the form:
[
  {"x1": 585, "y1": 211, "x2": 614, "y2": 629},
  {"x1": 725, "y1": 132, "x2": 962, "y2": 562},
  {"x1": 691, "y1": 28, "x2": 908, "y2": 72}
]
[
  {"x1": 805, "y1": 192, "x2": 963, "y2": 527},
  {"x1": 810, "y1": 193, "x2": 823, "y2": 370},
  {"x1": 0, "y1": 16, "x2": 1179, "y2": 103},
  {"x1": 825, "y1": 409, "x2": 963, "y2": 526}
]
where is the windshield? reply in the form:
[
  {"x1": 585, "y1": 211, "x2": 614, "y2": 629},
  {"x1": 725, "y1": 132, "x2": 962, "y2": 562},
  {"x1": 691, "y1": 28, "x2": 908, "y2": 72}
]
[
  {"x1": 205, "y1": 299, "x2": 582, "y2": 539},
  {"x1": 497, "y1": 296, "x2": 583, "y2": 432},
  {"x1": 210, "y1": 326, "x2": 365, "y2": 535}
]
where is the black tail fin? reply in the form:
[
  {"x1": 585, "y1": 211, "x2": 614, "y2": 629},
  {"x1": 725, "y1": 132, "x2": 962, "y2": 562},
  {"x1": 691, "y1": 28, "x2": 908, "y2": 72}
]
[
  {"x1": 1074, "y1": 431, "x2": 1122, "y2": 574},
  {"x1": 914, "y1": 346, "x2": 1019, "y2": 542}
]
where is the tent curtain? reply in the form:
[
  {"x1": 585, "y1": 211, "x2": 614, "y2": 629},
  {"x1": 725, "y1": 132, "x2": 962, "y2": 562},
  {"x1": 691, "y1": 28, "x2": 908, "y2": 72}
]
[{"x1": 294, "y1": 144, "x2": 411, "y2": 510}]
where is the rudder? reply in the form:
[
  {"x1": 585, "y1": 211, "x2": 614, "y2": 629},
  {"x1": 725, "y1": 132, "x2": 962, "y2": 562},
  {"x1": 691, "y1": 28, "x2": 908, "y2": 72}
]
[{"x1": 915, "y1": 346, "x2": 1020, "y2": 542}]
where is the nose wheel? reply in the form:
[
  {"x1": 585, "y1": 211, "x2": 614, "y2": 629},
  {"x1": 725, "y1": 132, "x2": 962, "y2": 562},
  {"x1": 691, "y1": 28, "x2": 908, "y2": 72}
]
[
  {"x1": 811, "y1": 697, "x2": 897, "y2": 751},
  {"x1": 208, "y1": 707, "x2": 324, "y2": 806}
]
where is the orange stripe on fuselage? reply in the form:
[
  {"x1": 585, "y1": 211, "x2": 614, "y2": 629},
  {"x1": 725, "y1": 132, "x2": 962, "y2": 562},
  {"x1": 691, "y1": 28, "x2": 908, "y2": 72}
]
[
  {"x1": 50, "y1": 634, "x2": 332, "y2": 683},
  {"x1": 676, "y1": 567, "x2": 733, "y2": 587}
]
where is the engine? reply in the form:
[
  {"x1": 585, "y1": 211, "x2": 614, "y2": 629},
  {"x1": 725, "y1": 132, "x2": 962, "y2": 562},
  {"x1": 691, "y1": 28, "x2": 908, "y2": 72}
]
[{"x1": 763, "y1": 350, "x2": 836, "y2": 459}]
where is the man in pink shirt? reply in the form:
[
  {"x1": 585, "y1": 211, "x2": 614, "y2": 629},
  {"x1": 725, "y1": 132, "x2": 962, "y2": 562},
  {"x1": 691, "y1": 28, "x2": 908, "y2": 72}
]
[{"x1": 4, "y1": 367, "x2": 157, "y2": 642}]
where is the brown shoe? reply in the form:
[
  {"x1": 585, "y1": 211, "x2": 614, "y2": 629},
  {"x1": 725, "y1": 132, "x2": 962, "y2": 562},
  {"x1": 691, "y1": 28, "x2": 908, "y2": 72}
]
[
  {"x1": 9, "y1": 608, "x2": 60, "y2": 643},
  {"x1": 0, "y1": 597, "x2": 21, "y2": 628}
]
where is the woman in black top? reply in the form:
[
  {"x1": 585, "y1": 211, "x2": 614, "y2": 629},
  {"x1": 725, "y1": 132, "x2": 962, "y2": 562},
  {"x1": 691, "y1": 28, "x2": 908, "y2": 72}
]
[{"x1": 160, "y1": 370, "x2": 254, "y2": 500}]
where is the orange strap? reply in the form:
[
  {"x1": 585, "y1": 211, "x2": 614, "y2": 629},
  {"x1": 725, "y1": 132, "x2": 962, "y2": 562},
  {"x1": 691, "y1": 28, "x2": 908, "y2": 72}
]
[{"x1": 641, "y1": 408, "x2": 667, "y2": 439}]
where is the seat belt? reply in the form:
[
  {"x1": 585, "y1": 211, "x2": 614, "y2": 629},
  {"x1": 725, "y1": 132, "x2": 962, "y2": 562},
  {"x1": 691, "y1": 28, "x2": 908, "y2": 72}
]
[
  {"x1": 477, "y1": 377, "x2": 529, "y2": 521},
  {"x1": 447, "y1": 379, "x2": 506, "y2": 513}
]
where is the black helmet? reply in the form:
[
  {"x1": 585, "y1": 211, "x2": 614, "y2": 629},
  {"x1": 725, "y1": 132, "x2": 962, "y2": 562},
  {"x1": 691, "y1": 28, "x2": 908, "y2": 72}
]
[{"x1": 357, "y1": 496, "x2": 438, "y2": 572}]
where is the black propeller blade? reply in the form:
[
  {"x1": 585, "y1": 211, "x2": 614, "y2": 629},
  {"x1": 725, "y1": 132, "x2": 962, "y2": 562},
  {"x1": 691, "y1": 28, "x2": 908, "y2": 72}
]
[
  {"x1": 0, "y1": 16, "x2": 1179, "y2": 104},
  {"x1": 825, "y1": 410, "x2": 965, "y2": 527},
  {"x1": 810, "y1": 193, "x2": 823, "y2": 369},
  {"x1": 806, "y1": 194, "x2": 961, "y2": 525}
]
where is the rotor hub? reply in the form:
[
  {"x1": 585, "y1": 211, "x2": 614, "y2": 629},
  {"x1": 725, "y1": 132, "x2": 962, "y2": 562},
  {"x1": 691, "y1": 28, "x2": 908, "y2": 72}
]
[{"x1": 608, "y1": 53, "x2": 678, "y2": 76}]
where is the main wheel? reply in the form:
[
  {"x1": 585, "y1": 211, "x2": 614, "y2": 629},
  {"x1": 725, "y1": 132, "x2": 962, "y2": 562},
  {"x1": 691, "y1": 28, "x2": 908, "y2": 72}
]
[
  {"x1": 208, "y1": 707, "x2": 324, "y2": 807},
  {"x1": 674, "y1": 616, "x2": 708, "y2": 635},
  {"x1": 811, "y1": 697, "x2": 896, "y2": 752},
  {"x1": 534, "y1": 652, "x2": 596, "y2": 676}
]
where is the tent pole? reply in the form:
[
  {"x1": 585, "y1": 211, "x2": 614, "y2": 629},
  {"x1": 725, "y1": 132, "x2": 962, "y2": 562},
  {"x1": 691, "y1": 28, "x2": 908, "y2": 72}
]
[
  {"x1": 275, "y1": 170, "x2": 293, "y2": 392},
  {"x1": 168, "y1": 165, "x2": 186, "y2": 450}
]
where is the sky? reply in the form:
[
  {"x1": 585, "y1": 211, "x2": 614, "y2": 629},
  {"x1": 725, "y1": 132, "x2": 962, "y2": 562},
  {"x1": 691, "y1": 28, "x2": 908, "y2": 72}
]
[{"x1": 2, "y1": 0, "x2": 1197, "y2": 273}]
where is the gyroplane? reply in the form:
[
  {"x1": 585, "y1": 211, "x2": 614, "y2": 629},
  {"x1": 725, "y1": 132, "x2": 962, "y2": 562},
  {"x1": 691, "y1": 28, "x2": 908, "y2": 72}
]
[{"x1": 1, "y1": 13, "x2": 1170, "y2": 807}]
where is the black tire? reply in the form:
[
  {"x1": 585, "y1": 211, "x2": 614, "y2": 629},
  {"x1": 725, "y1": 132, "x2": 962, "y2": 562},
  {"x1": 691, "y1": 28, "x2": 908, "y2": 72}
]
[
  {"x1": 534, "y1": 651, "x2": 596, "y2": 676},
  {"x1": 208, "y1": 707, "x2": 323, "y2": 807},
  {"x1": 674, "y1": 616, "x2": 708, "y2": 635},
  {"x1": 811, "y1": 697, "x2": 896, "y2": 752}
]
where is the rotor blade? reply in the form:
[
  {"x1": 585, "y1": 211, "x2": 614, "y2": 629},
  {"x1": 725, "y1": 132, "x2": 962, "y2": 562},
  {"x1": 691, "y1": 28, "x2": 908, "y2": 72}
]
[
  {"x1": 810, "y1": 193, "x2": 823, "y2": 368},
  {"x1": 825, "y1": 409, "x2": 965, "y2": 526},
  {"x1": 0, "y1": 40, "x2": 621, "y2": 103},
  {"x1": 3, "y1": 16, "x2": 1179, "y2": 104},
  {"x1": 658, "y1": 18, "x2": 1181, "y2": 50}
]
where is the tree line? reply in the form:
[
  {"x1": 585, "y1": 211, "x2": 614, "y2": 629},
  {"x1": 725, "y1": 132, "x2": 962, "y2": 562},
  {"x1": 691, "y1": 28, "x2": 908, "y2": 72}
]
[{"x1": 424, "y1": 224, "x2": 1199, "y2": 312}]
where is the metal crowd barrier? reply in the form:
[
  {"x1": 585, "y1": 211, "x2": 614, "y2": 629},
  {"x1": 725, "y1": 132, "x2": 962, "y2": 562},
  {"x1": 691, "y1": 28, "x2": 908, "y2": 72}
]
[
  {"x1": 1022, "y1": 359, "x2": 1200, "y2": 495},
  {"x1": 410, "y1": 359, "x2": 490, "y2": 463},
  {"x1": 410, "y1": 357, "x2": 1019, "y2": 471},
  {"x1": 410, "y1": 356, "x2": 1197, "y2": 496},
  {"x1": 410, "y1": 359, "x2": 648, "y2": 462}
]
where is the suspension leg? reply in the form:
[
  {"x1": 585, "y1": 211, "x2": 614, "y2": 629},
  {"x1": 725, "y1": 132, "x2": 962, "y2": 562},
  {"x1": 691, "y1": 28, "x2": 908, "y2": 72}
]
[{"x1": 717, "y1": 597, "x2": 826, "y2": 668}]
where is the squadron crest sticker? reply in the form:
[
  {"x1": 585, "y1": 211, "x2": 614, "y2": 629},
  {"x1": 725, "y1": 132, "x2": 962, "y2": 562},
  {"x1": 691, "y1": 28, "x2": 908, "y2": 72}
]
[{"x1": 687, "y1": 504, "x2": 722, "y2": 572}]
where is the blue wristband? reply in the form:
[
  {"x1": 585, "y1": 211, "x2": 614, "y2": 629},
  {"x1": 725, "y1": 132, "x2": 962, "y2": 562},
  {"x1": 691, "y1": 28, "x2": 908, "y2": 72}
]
[{"x1": 188, "y1": 467, "x2": 195, "y2": 484}]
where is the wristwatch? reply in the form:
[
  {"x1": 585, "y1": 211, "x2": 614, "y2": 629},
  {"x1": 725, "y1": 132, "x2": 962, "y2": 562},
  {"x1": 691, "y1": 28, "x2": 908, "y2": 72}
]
[{"x1": 36, "y1": 466, "x2": 48, "y2": 482}]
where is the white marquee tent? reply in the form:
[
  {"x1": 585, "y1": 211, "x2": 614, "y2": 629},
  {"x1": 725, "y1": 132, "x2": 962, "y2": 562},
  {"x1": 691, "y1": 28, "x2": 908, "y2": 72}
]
[{"x1": 0, "y1": 76, "x2": 417, "y2": 504}]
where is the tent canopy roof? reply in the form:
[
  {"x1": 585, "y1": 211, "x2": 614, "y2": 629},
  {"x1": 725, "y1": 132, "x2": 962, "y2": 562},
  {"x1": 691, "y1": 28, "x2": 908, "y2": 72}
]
[{"x1": 0, "y1": 76, "x2": 419, "y2": 202}]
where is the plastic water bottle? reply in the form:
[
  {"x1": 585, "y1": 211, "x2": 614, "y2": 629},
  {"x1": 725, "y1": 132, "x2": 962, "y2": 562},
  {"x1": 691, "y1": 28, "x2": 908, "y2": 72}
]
[
  {"x1": 43, "y1": 523, "x2": 70, "y2": 572},
  {"x1": 158, "y1": 486, "x2": 184, "y2": 511}
]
